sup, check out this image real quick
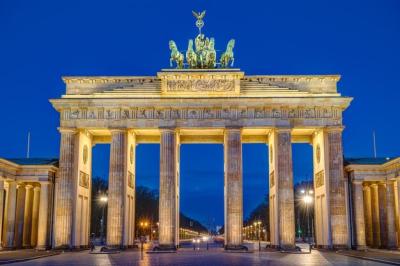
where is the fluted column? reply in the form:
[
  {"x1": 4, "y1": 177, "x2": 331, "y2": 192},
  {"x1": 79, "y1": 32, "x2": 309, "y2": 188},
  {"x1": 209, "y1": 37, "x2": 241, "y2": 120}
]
[
  {"x1": 30, "y1": 186, "x2": 40, "y2": 247},
  {"x1": 370, "y1": 183, "x2": 381, "y2": 247},
  {"x1": 54, "y1": 128, "x2": 77, "y2": 248},
  {"x1": 397, "y1": 178, "x2": 400, "y2": 247},
  {"x1": 268, "y1": 129, "x2": 295, "y2": 249},
  {"x1": 363, "y1": 185, "x2": 373, "y2": 247},
  {"x1": 158, "y1": 128, "x2": 178, "y2": 249},
  {"x1": 326, "y1": 128, "x2": 348, "y2": 248},
  {"x1": 22, "y1": 185, "x2": 33, "y2": 247},
  {"x1": 37, "y1": 183, "x2": 50, "y2": 250},
  {"x1": 378, "y1": 182, "x2": 388, "y2": 248},
  {"x1": 14, "y1": 184, "x2": 26, "y2": 248},
  {"x1": 277, "y1": 129, "x2": 295, "y2": 249},
  {"x1": 4, "y1": 182, "x2": 17, "y2": 248},
  {"x1": 386, "y1": 180, "x2": 398, "y2": 249},
  {"x1": 107, "y1": 129, "x2": 126, "y2": 247},
  {"x1": 0, "y1": 180, "x2": 5, "y2": 245},
  {"x1": 224, "y1": 128, "x2": 243, "y2": 248},
  {"x1": 352, "y1": 181, "x2": 366, "y2": 249}
]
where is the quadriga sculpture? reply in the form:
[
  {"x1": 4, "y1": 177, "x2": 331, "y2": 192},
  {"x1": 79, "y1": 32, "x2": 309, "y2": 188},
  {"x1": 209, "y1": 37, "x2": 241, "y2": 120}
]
[
  {"x1": 220, "y1": 39, "x2": 235, "y2": 68},
  {"x1": 169, "y1": 40, "x2": 184, "y2": 69},
  {"x1": 186, "y1": 39, "x2": 198, "y2": 68}
]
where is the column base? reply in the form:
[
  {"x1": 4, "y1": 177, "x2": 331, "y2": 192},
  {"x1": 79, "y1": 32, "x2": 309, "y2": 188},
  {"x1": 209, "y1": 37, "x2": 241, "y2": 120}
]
[
  {"x1": 265, "y1": 244, "x2": 280, "y2": 250},
  {"x1": 332, "y1": 244, "x2": 349, "y2": 250},
  {"x1": 53, "y1": 245, "x2": 90, "y2": 251},
  {"x1": 279, "y1": 244, "x2": 298, "y2": 252},
  {"x1": 153, "y1": 244, "x2": 177, "y2": 251},
  {"x1": 224, "y1": 244, "x2": 248, "y2": 251},
  {"x1": 313, "y1": 244, "x2": 331, "y2": 250},
  {"x1": 36, "y1": 245, "x2": 50, "y2": 251},
  {"x1": 53, "y1": 244, "x2": 71, "y2": 250},
  {"x1": 1, "y1": 246, "x2": 16, "y2": 250},
  {"x1": 354, "y1": 245, "x2": 367, "y2": 251},
  {"x1": 105, "y1": 245, "x2": 127, "y2": 250}
]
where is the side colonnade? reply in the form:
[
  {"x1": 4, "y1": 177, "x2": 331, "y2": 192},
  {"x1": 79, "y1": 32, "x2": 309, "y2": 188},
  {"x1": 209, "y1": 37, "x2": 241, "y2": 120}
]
[
  {"x1": 0, "y1": 158, "x2": 54, "y2": 250},
  {"x1": 350, "y1": 174, "x2": 400, "y2": 250},
  {"x1": 54, "y1": 126, "x2": 349, "y2": 250}
]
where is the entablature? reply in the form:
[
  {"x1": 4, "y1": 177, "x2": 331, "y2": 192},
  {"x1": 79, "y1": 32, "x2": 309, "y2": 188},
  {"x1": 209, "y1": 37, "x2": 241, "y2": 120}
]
[{"x1": 61, "y1": 70, "x2": 343, "y2": 98}]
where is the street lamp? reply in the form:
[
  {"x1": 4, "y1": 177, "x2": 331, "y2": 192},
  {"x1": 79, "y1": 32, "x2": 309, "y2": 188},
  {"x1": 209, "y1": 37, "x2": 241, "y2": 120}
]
[
  {"x1": 99, "y1": 195, "x2": 108, "y2": 245},
  {"x1": 254, "y1": 221, "x2": 262, "y2": 251},
  {"x1": 302, "y1": 191, "x2": 313, "y2": 243}
]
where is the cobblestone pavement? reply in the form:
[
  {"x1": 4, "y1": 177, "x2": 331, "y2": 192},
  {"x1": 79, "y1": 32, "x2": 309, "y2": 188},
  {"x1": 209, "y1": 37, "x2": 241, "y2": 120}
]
[
  {"x1": 338, "y1": 249, "x2": 400, "y2": 265},
  {"x1": 0, "y1": 250, "x2": 59, "y2": 264},
  {"x1": 7, "y1": 248, "x2": 395, "y2": 266}
]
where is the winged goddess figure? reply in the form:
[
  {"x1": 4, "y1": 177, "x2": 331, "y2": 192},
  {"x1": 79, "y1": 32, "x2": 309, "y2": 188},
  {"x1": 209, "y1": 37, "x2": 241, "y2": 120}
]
[{"x1": 192, "y1": 10, "x2": 206, "y2": 34}]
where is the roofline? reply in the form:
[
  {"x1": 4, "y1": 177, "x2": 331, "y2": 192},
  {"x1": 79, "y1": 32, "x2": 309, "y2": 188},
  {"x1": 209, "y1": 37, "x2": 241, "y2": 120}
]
[
  {"x1": 62, "y1": 74, "x2": 342, "y2": 84},
  {"x1": 344, "y1": 157, "x2": 400, "y2": 171}
]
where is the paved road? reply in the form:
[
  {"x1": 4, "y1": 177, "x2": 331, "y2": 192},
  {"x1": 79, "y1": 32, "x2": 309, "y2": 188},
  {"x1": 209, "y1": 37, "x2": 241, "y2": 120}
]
[{"x1": 7, "y1": 249, "x2": 393, "y2": 266}]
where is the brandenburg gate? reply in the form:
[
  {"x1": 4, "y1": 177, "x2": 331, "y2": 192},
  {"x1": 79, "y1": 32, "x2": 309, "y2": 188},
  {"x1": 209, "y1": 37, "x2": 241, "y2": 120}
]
[{"x1": 50, "y1": 11, "x2": 352, "y2": 250}]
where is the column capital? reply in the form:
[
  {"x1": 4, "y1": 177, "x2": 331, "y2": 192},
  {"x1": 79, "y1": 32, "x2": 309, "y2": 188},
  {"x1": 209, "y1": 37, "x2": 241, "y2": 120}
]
[
  {"x1": 386, "y1": 179, "x2": 396, "y2": 185},
  {"x1": 25, "y1": 184, "x2": 33, "y2": 190},
  {"x1": 324, "y1": 126, "x2": 345, "y2": 133},
  {"x1": 370, "y1": 183, "x2": 378, "y2": 188},
  {"x1": 159, "y1": 127, "x2": 176, "y2": 132},
  {"x1": 109, "y1": 128, "x2": 126, "y2": 134},
  {"x1": 58, "y1": 127, "x2": 77, "y2": 134},
  {"x1": 377, "y1": 181, "x2": 386, "y2": 186},
  {"x1": 274, "y1": 127, "x2": 292, "y2": 133},
  {"x1": 33, "y1": 186, "x2": 40, "y2": 192},
  {"x1": 16, "y1": 183, "x2": 26, "y2": 189},
  {"x1": 363, "y1": 183, "x2": 371, "y2": 190}
]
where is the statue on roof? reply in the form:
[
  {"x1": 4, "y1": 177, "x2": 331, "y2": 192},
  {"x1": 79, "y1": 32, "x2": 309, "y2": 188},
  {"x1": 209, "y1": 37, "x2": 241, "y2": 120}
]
[
  {"x1": 169, "y1": 11, "x2": 235, "y2": 69},
  {"x1": 169, "y1": 40, "x2": 184, "y2": 69}
]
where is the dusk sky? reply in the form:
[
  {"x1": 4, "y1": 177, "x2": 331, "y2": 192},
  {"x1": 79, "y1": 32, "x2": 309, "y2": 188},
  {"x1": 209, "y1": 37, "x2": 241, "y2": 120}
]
[{"x1": 0, "y1": 0, "x2": 399, "y2": 227}]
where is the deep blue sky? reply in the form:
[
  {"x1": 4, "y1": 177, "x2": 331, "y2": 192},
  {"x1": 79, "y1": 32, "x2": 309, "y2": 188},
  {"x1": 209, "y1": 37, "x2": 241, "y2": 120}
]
[{"x1": 1, "y1": 0, "x2": 399, "y2": 227}]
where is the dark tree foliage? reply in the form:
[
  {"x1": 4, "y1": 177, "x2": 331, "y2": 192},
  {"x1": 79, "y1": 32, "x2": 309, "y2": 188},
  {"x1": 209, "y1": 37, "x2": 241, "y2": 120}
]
[
  {"x1": 135, "y1": 186, "x2": 159, "y2": 231},
  {"x1": 90, "y1": 177, "x2": 108, "y2": 237},
  {"x1": 180, "y1": 213, "x2": 208, "y2": 233},
  {"x1": 244, "y1": 194, "x2": 269, "y2": 229},
  {"x1": 90, "y1": 181, "x2": 208, "y2": 237}
]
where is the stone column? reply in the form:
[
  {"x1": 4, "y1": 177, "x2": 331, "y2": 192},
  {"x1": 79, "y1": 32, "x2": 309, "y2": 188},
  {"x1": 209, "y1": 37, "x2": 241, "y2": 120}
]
[
  {"x1": 326, "y1": 128, "x2": 348, "y2": 248},
  {"x1": 54, "y1": 128, "x2": 77, "y2": 248},
  {"x1": 224, "y1": 128, "x2": 243, "y2": 249},
  {"x1": 4, "y1": 182, "x2": 17, "y2": 248},
  {"x1": 107, "y1": 129, "x2": 127, "y2": 248},
  {"x1": 14, "y1": 184, "x2": 26, "y2": 248},
  {"x1": 363, "y1": 185, "x2": 373, "y2": 247},
  {"x1": 378, "y1": 182, "x2": 388, "y2": 248},
  {"x1": 386, "y1": 180, "x2": 398, "y2": 249},
  {"x1": 397, "y1": 178, "x2": 400, "y2": 247},
  {"x1": 370, "y1": 183, "x2": 381, "y2": 247},
  {"x1": 158, "y1": 128, "x2": 178, "y2": 250},
  {"x1": 352, "y1": 181, "x2": 366, "y2": 249},
  {"x1": 0, "y1": 180, "x2": 5, "y2": 245},
  {"x1": 277, "y1": 129, "x2": 295, "y2": 249},
  {"x1": 37, "y1": 183, "x2": 50, "y2": 250},
  {"x1": 30, "y1": 186, "x2": 40, "y2": 247},
  {"x1": 269, "y1": 129, "x2": 295, "y2": 249},
  {"x1": 22, "y1": 185, "x2": 33, "y2": 247}
]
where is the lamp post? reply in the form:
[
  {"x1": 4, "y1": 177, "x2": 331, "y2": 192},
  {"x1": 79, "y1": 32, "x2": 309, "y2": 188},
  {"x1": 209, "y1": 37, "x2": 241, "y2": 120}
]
[
  {"x1": 254, "y1": 221, "x2": 262, "y2": 251},
  {"x1": 99, "y1": 195, "x2": 108, "y2": 245},
  {"x1": 301, "y1": 189, "x2": 313, "y2": 243}
]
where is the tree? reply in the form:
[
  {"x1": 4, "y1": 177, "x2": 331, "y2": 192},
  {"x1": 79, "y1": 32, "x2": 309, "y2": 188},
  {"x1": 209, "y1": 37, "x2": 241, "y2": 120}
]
[{"x1": 90, "y1": 177, "x2": 108, "y2": 237}]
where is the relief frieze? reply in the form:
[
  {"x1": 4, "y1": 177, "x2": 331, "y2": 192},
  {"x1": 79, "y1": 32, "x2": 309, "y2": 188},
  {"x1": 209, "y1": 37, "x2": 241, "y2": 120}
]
[
  {"x1": 61, "y1": 106, "x2": 342, "y2": 122},
  {"x1": 166, "y1": 79, "x2": 235, "y2": 92}
]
